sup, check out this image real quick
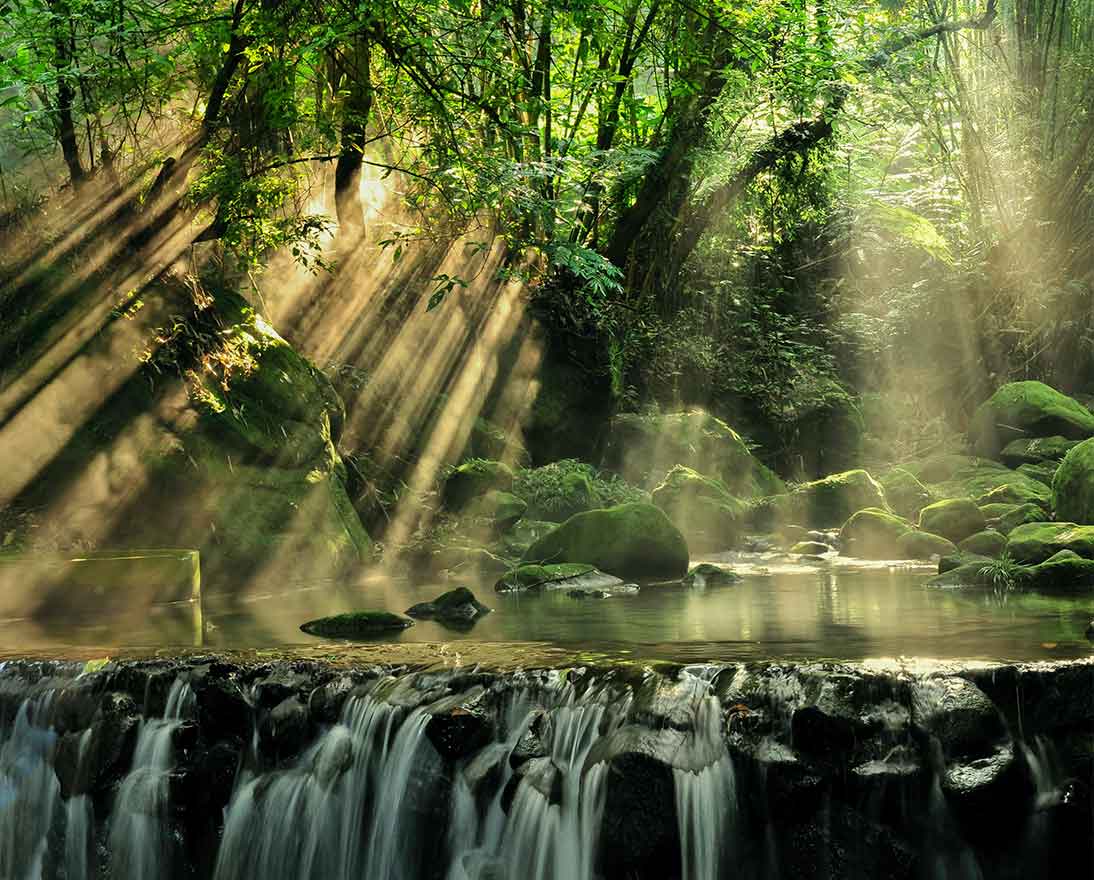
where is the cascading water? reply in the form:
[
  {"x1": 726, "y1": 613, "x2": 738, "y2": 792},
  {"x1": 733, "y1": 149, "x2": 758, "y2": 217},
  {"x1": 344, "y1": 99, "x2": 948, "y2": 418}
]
[
  {"x1": 0, "y1": 658, "x2": 1089, "y2": 880},
  {"x1": 109, "y1": 677, "x2": 194, "y2": 880},
  {"x1": 672, "y1": 676, "x2": 737, "y2": 880}
]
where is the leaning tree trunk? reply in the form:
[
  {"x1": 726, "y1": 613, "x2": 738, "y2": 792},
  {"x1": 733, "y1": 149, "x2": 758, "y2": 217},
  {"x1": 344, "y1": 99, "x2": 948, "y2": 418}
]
[{"x1": 334, "y1": 34, "x2": 373, "y2": 242}]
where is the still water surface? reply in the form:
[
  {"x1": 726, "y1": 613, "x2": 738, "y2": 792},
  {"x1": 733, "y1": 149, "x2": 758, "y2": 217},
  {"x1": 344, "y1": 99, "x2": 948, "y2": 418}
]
[{"x1": 2, "y1": 552, "x2": 1091, "y2": 662}]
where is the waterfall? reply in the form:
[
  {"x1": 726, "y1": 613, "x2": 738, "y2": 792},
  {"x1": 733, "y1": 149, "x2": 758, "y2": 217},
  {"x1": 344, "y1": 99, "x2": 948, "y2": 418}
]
[
  {"x1": 0, "y1": 696, "x2": 60, "y2": 880},
  {"x1": 673, "y1": 675, "x2": 738, "y2": 880},
  {"x1": 109, "y1": 678, "x2": 194, "y2": 880}
]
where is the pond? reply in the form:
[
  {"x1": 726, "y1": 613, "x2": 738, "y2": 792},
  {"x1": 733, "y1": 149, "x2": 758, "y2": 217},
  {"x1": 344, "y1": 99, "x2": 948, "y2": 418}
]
[{"x1": 2, "y1": 552, "x2": 1091, "y2": 662}]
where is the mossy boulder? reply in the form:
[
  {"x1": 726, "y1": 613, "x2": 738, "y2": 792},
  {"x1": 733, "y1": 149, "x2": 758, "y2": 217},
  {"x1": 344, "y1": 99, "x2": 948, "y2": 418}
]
[
  {"x1": 939, "y1": 553, "x2": 992, "y2": 574},
  {"x1": 682, "y1": 563, "x2": 741, "y2": 587},
  {"x1": 522, "y1": 502, "x2": 689, "y2": 580},
  {"x1": 786, "y1": 470, "x2": 888, "y2": 529},
  {"x1": 405, "y1": 587, "x2": 492, "y2": 624},
  {"x1": 896, "y1": 531, "x2": 958, "y2": 559},
  {"x1": 958, "y1": 530, "x2": 1007, "y2": 558},
  {"x1": 839, "y1": 508, "x2": 914, "y2": 558},
  {"x1": 602, "y1": 410, "x2": 784, "y2": 497},
  {"x1": 443, "y1": 460, "x2": 515, "y2": 510},
  {"x1": 489, "y1": 491, "x2": 527, "y2": 531},
  {"x1": 969, "y1": 381, "x2": 1094, "y2": 458},
  {"x1": 918, "y1": 499, "x2": 986, "y2": 544},
  {"x1": 878, "y1": 468, "x2": 932, "y2": 519},
  {"x1": 1015, "y1": 461, "x2": 1058, "y2": 487},
  {"x1": 1000, "y1": 436, "x2": 1079, "y2": 468},
  {"x1": 651, "y1": 465, "x2": 747, "y2": 551},
  {"x1": 1026, "y1": 550, "x2": 1094, "y2": 593},
  {"x1": 993, "y1": 503, "x2": 1049, "y2": 535},
  {"x1": 1005, "y1": 522, "x2": 1094, "y2": 564},
  {"x1": 1052, "y1": 437, "x2": 1094, "y2": 524},
  {"x1": 300, "y1": 611, "x2": 413, "y2": 638}
]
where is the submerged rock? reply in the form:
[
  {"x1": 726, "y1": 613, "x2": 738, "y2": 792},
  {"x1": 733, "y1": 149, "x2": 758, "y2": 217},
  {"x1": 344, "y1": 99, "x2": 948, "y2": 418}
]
[
  {"x1": 682, "y1": 562, "x2": 741, "y2": 587},
  {"x1": 494, "y1": 562, "x2": 623, "y2": 593},
  {"x1": 299, "y1": 611, "x2": 414, "y2": 638},
  {"x1": 1052, "y1": 436, "x2": 1094, "y2": 524},
  {"x1": 918, "y1": 498, "x2": 986, "y2": 544},
  {"x1": 522, "y1": 502, "x2": 689, "y2": 580},
  {"x1": 405, "y1": 587, "x2": 492, "y2": 625},
  {"x1": 790, "y1": 540, "x2": 834, "y2": 556},
  {"x1": 969, "y1": 380, "x2": 1094, "y2": 458},
  {"x1": 1005, "y1": 521, "x2": 1094, "y2": 564}
]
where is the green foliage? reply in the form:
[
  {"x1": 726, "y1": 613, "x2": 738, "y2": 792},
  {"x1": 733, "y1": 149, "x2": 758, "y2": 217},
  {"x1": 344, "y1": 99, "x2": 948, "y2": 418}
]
[
  {"x1": 510, "y1": 459, "x2": 646, "y2": 521},
  {"x1": 977, "y1": 553, "x2": 1027, "y2": 592}
]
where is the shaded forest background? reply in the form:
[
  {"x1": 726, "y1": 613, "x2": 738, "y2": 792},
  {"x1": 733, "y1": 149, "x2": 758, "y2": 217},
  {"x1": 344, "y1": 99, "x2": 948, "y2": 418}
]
[{"x1": 1, "y1": 0, "x2": 1094, "y2": 562}]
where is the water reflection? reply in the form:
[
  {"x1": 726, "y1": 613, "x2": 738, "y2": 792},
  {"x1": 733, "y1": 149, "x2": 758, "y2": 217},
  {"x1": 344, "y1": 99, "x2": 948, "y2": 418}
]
[{"x1": 0, "y1": 552, "x2": 1091, "y2": 662}]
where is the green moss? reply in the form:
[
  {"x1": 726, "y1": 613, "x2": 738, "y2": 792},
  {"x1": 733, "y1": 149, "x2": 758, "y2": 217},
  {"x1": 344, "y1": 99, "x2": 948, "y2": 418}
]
[
  {"x1": 494, "y1": 562, "x2": 599, "y2": 592},
  {"x1": 790, "y1": 540, "x2": 833, "y2": 555},
  {"x1": 838, "y1": 508, "x2": 913, "y2": 558},
  {"x1": 878, "y1": 467, "x2": 932, "y2": 519},
  {"x1": 300, "y1": 611, "x2": 414, "y2": 638},
  {"x1": 896, "y1": 531, "x2": 957, "y2": 559},
  {"x1": 682, "y1": 563, "x2": 741, "y2": 587},
  {"x1": 522, "y1": 502, "x2": 689, "y2": 580},
  {"x1": 958, "y1": 530, "x2": 1007, "y2": 558},
  {"x1": 1000, "y1": 436, "x2": 1079, "y2": 467},
  {"x1": 1013, "y1": 461, "x2": 1057, "y2": 488},
  {"x1": 969, "y1": 381, "x2": 1094, "y2": 458},
  {"x1": 602, "y1": 410, "x2": 784, "y2": 497},
  {"x1": 651, "y1": 465, "x2": 747, "y2": 551},
  {"x1": 442, "y1": 459, "x2": 515, "y2": 510},
  {"x1": 788, "y1": 469, "x2": 887, "y2": 528},
  {"x1": 994, "y1": 503, "x2": 1048, "y2": 535},
  {"x1": 1026, "y1": 551, "x2": 1094, "y2": 594},
  {"x1": 1005, "y1": 521, "x2": 1094, "y2": 564},
  {"x1": 918, "y1": 498, "x2": 986, "y2": 544},
  {"x1": 1052, "y1": 437, "x2": 1094, "y2": 524}
]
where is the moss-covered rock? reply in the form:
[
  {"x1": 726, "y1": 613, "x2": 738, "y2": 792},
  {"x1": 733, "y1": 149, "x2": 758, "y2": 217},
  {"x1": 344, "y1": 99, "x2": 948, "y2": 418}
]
[
  {"x1": 300, "y1": 611, "x2": 413, "y2": 638},
  {"x1": 498, "y1": 519, "x2": 560, "y2": 558},
  {"x1": 494, "y1": 562, "x2": 618, "y2": 593},
  {"x1": 1005, "y1": 521, "x2": 1094, "y2": 564},
  {"x1": 651, "y1": 465, "x2": 747, "y2": 551},
  {"x1": 682, "y1": 563, "x2": 741, "y2": 587},
  {"x1": 914, "y1": 458, "x2": 1052, "y2": 513},
  {"x1": 1026, "y1": 550, "x2": 1094, "y2": 593},
  {"x1": 489, "y1": 491, "x2": 527, "y2": 532},
  {"x1": 1000, "y1": 436, "x2": 1079, "y2": 468},
  {"x1": 918, "y1": 498, "x2": 986, "y2": 544},
  {"x1": 993, "y1": 503, "x2": 1048, "y2": 535},
  {"x1": 522, "y1": 502, "x2": 689, "y2": 580},
  {"x1": 939, "y1": 553, "x2": 992, "y2": 574},
  {"x1": 969, "y1": 381, "x2": 1094, "y2": 458},
  {"x1": 405, "y1": 587, "x2": 492, "y2": 624},
  {"x1": 786, "y1": 470, "x2": 888, "y2": 529},
  {"x1": 1015, "y1": 461, "x2": 1058, "y2": 487},
  {"x1": 838, "y1": 508, "x2": 914, "y2": 558},
  {"x1": 1052, "y1": 437, "x2": 1094, "y2": 524},
  {"x1": 443, "y1": 460, "x2": 515, "y2": 510},
  {"x1": 601, "y1": 410, "x2": 784, "y2": 497},
  {"x1": 958, "y1": 530, "x2": 1007, "y2": 558},
  {"x1": 897, "y1": 531, "x2": 958, "y2": 559},
  {"x1": 790, "y1": 540, "x2": 834, "y2": 555},
  {"x1": 878, "y1": 468, "x2": 932, "y2": 519}
]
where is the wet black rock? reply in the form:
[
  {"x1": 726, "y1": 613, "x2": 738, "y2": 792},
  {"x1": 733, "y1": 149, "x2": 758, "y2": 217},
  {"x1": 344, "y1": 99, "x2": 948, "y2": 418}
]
[
  {"x1": 405, "y1": 587, "x2": 492, "y2": 627},
  {"x1": 300, "y1": 610, "x2": 414, "y2": 638},
  {"x1": 598, "y1": 750, "x2": 680, "y2": 879},
  {"x1": 911, "y1": 677, "x2": 1007, "y2": 758},
  {"x1": 257, "y1": 695, "x2": 311, "y2": 766}
]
